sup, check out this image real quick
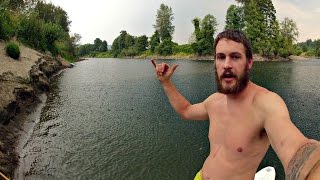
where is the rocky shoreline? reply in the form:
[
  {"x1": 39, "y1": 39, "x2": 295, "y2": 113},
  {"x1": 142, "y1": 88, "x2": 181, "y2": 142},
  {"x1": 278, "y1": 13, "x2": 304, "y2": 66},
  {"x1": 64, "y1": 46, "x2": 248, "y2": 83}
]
[{"x1": 0, "y1": 41, "x2": 72, "y2": 179}]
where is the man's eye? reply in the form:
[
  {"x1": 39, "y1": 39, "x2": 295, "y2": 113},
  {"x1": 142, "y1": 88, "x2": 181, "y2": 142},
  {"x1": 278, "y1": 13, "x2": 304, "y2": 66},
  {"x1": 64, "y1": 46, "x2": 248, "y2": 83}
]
[
  {"x1": 217, "y1": 55, "x2": 225, "y2": 60},
  {"x1": 231, "y1": 55, "x2": 240, "y2": 60}
]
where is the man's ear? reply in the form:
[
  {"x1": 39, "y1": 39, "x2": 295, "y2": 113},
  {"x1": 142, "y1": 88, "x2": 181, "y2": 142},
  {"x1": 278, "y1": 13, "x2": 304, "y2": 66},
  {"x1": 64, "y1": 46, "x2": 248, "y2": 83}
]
[{"x1": 248, "y1": 58, "x2": 253, "y2": 69}]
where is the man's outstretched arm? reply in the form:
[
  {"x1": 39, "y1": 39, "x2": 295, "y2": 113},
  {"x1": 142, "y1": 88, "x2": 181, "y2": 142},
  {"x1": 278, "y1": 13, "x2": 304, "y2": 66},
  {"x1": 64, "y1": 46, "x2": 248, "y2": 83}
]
[
  {"x1": 286, "y1": 141, "x2": 320, "y2": 180},
  {"x1": 259, "y1": 92, "x2": 320, "y2": 180},
  {"x1": 151, "y1": 60, "x2": 208, "y2": 120}
]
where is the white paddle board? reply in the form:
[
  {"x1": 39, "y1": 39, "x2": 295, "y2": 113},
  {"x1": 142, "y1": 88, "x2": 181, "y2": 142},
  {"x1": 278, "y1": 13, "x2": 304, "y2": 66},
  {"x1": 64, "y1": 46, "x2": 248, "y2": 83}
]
[{"x1": 254, "y1": 166, "x2": 276, "y2": 180}]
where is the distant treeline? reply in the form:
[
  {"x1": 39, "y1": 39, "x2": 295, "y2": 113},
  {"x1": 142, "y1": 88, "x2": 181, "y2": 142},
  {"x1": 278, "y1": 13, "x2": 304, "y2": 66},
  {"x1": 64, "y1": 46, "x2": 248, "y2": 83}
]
[
  {"x1": 297, "y1": 39, "x2": 320, "y2": 57},
  {"x1": 0, "y1": 0, "x2": 80, "y2": 61},
  {"x1": 1, "y1": 0, "x2": 318, "y2": 60},
  {"x1": 79, "y1": 0, "x2": 320, "y2": 59}
]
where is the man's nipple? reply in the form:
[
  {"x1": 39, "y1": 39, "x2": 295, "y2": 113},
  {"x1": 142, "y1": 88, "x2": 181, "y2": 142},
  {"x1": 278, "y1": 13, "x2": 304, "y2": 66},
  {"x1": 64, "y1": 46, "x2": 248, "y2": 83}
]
[{"x1": 237, "y1": 147, "x2": 243, "y2": 152}]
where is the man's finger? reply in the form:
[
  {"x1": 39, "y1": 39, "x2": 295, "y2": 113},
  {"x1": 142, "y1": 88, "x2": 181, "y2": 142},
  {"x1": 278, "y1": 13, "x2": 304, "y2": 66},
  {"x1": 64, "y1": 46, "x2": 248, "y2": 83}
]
[
  {"x1": 171, "y1": 64, "x2": 179, "y2": 73},
  {"x1": 164, "y1": 64, "x2": 169, "y2": 73},
  {"x1": 151, "y1": 59, "x2": 156, "y2": 68}
]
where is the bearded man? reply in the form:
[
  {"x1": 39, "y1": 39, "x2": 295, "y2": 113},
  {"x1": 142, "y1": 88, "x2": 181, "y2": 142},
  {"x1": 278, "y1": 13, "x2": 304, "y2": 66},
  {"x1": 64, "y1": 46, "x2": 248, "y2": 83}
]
[{"x1": 151, "y1": 30, "x2": 319, "y2": 180}]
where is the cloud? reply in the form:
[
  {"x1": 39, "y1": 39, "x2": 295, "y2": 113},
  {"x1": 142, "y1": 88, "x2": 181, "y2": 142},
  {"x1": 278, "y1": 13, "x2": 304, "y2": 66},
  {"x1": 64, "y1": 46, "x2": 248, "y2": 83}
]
[
  {"x1": 273, "y1": 0, "x2": 320, "y2": 42},
  {"x1": 50, "y1": 0, "x2": 320, "y2": 44},
  {"x1": 314, "y1": 8, "x2": 320, "y2": 13},
  {"x1": 273, "y1": 0, "x2": 312, "y2": 20}
]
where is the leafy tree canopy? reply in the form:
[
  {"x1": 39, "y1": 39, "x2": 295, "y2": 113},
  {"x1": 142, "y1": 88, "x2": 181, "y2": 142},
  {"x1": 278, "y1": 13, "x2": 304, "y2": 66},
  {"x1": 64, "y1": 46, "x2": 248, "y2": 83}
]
[{"x1": 154, "y1": 3, "x2": 174, "y2": 42}]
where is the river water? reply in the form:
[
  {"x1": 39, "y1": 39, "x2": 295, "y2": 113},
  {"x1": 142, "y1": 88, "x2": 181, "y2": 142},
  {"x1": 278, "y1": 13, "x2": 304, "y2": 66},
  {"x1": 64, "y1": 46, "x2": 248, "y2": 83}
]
[{"x1": 15, "y1": 58, "x2": 320, "y2": 180}]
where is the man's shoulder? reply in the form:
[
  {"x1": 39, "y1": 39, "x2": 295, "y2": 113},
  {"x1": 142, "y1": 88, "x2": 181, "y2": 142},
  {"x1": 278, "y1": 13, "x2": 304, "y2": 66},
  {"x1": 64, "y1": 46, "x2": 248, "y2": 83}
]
[
  {"x1": 253, "y1": 85, "x2": 274, "y2": 100},
  {"x1": 252, "y1": 85, "x2": 286, "y2": 112},
  {"x1": 207, "y1": 92, "x2": 225, "y2": 101},
  {"x1": 204, "y1": 93, "x2": 224, "y2": 106}
]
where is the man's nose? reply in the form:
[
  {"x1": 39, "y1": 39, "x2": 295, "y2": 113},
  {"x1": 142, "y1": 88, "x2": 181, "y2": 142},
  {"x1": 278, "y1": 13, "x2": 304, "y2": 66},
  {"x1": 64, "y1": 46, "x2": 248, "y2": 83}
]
[{"x1": 223, "y1": 58, "x2": 232, "y2": 69}]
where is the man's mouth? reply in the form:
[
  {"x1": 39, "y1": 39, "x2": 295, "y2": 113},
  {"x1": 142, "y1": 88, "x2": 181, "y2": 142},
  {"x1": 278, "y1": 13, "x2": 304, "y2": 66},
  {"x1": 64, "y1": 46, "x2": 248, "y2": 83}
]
[
  {"x1": 222, "y1": 77, "x2": 235, "y2": 83},
  {"x1": 220, "y1": 71, "x2": 236, "y2": 81}
]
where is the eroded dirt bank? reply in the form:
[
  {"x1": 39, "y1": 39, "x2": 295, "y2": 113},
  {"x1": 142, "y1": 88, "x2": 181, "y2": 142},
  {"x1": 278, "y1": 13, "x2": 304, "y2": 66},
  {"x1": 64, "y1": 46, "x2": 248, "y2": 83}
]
[{"x1": 0, "y1": 41, "x2": 72, "y2": 178}]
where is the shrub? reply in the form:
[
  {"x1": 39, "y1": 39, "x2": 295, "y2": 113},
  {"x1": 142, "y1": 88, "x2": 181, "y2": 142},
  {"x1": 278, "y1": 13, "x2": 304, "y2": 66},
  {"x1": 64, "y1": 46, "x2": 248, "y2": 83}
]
[
  {"x1": 156, "y1": 38, "x2": 173, "y2": 55},
  {"x1": 0, "y1": 11, "x2": 15, "y2": 40},
  {"x1": 173, "y1": 44, "x2": 194, "y2": 54},
  {"x1": 17, "y1": 13, "x2": 46, "y2": 51},
  {"x1": 43, "y1": 22, "x2": 65, "y2": 54},
  {"x1": 121, "y1": 47, "x2": 139, "y2": 57},
  {"x1": 6, "y1": 42, "x2": 20, "y2": 59}
]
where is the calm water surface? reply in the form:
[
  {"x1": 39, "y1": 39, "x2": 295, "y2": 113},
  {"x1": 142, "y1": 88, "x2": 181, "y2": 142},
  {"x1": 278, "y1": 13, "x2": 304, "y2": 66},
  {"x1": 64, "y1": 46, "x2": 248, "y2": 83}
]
[{"x1": 16, "y1": 58, "x2": 320, "y2": 180}]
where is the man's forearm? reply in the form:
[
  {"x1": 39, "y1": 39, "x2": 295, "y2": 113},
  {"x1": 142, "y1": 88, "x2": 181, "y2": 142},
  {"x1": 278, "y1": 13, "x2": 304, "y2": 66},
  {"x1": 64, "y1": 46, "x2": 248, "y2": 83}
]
[
  {"x1": 161, "y1": 80, "x2": 191, "y2": 119},
  {"x1": 307, "y1": 160, "x2": 320, "y2": 180},
  {"x1": 286, "y1": 140, "x2": 320, "y2": 180}
]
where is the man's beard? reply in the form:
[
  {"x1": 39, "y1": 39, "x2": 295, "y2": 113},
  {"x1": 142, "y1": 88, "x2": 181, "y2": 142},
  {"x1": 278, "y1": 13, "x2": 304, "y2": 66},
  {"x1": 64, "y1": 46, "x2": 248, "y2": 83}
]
[{"x1": 215, "y1": 64, "x2": 250, "y2": 94}]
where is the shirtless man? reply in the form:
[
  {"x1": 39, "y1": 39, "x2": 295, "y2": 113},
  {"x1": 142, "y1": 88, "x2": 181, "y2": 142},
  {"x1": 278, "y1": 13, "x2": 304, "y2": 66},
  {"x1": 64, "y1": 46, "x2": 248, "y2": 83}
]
[{"x1": 151, "y1": 30, "x2": 320, "y2": 180}]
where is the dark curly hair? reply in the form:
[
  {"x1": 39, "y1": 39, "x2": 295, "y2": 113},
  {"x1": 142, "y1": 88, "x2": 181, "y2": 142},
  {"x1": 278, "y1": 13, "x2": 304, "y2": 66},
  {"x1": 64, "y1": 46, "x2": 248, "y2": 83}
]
[{"x1": 213, "y1": 30, "x2": 253, "y2": 61}]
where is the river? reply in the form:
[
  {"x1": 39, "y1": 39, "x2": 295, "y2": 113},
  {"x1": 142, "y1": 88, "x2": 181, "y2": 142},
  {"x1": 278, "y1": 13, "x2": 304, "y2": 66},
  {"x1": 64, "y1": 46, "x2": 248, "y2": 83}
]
[{"x1": 15, "y1": 58, "x2": 320, "y2": 180}]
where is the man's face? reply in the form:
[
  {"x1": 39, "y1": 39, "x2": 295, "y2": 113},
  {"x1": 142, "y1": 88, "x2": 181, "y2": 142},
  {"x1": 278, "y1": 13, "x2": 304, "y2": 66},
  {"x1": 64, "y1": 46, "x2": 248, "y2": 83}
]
[{"x1": 214, "y1": 38, "x2": 252, "y2": 94}]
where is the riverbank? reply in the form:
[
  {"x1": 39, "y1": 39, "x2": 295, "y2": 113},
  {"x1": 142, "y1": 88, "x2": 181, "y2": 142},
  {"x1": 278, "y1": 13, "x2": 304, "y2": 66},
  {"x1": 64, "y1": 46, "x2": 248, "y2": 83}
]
[
  {"x1": 119, "y1": 53, "x2": 312, "y2": 61},
  {"x1": 0, "y1": 41, "x2": 72, "y2": 178},
  {"x1": 287, "y1": 55, "x2": 313, "y2": 61}
]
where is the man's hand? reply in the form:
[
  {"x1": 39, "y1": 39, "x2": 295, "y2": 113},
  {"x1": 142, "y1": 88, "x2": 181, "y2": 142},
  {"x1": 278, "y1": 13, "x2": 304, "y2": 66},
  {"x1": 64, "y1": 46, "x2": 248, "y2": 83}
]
[
  {"x1": 151, "y1": 59, "x2": 208, "y2": 121},
  {"x1": 151, "y1": 59, "x2": 178, "y2": 84}
]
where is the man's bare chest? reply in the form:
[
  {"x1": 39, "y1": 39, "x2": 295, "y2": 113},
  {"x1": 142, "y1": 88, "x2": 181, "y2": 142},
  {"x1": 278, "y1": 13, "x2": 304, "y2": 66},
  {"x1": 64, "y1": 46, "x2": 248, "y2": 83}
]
[{"x1": 207, "y1": 104, "x2": 268, "y2": 157}]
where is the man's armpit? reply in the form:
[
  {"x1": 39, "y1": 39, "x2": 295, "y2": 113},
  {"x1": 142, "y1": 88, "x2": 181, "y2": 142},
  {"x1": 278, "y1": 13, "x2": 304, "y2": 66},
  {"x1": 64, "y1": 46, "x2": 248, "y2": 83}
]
[{"x1": 286, "y1": 141, "x2": 320, "y2": 180}]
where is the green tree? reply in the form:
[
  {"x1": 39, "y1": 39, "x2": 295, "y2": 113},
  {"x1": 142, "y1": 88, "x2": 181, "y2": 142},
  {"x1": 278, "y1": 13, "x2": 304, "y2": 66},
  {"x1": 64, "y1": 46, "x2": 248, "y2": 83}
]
[
  {"x1": 94, "y1": 38, "x2": 102, "y2": 51},
  {"x1": 235, "y1": 0, "x2": 246, "y2": 3},
  {"x1": 64, "y1": 33, "x2": 81, "y2": 57},
  {"x1": 77, "y1": 43, "x2": 94, "y2": 57},
  {"x1": 35, "y1": 1, "x2": 71, "y2": 32},
  {"x1": 99, "y1": 40, "x2": 108, "y2": 52},
  {"x1": 315, "y1": 40, "x2": 320, "y2": 57},
  {"x1": 296, "y1": 39, "x2": 320, "y2": 56},
  {"x1": 150, "y1": 30, "x2": 160, "y2": 53},
  {"x1": 134, "y1": 35, "x2": 148, "y2": 52},
  {"x1": 225, "y1": 5, "x2": 244, "y2": 30},
  {"x1": 156, "y1": 37, "x2": 173, "y2": 55},
  {"x1": 201, "y1": 14, "x2": 217, "y2": 42},
  {"x1": 0, "y1": 10, "x2": 15, "y2": 40},
  {"x1": 154, "y1": 3, "x2": 174, "y2": 41},
  {"x1": 173, "y1": 44, "x2": 193, "y2": 54},
  {"x1": 280, "y1": 17, "x2": 298, "y2": 43},
  {"x1": 191, "y1": 14, "x2": 218, "y2": 56},
  {"x1": 0, "y1": 0, "x2": 40, "y2": 11},
  {"x1": 111, "y1": 30, "x2": 135, "y2": 57},
  {"x1": 192, "y1": 18, "x2": 201, "y2": 41},
  {"x1": 55, "y1": 33, "x2": 81, "y2": 59},
  {"x1": 121, "y1": 30, "x2": 134, "y2": 49},
  {"x1": 122, "y1": 46, "x2": 139, "y2": 57},
  {"x1": 44, "y1": 22, "x2": 65, "y2": 54},
  {"x1": 18, "y1": 12, "x2": 46, "y2": 50},
  {"x1": 0, "y1": 0, "x2": 77, "y2": 60},
  {"x1": 257, "y1": 0, "x2": 278, "y2": 56},
  {"x1": 276, "y1": 17, "x2": 299, "y2": 57},
  {"x1": 302, "y1": 39, "x2": 314, "y2": 55},
  {"x1": 5, "y1": 0, "x2": 24, "y2": 10},
  {"x1": 153, "y1": 4, "x2": 175, "y2": 55},
  {"x1": 70, "y1": 33, "x2": 81, "y2": 52},
  {"x1": 111, "y1": 37, "x2": 121, "y2": 56},
  {"x1": 242, "y1": 0, "x2": 265, "y2": 53},
  {"x1": 237, "y1": 0, "x2": 278, "y2": 57}
]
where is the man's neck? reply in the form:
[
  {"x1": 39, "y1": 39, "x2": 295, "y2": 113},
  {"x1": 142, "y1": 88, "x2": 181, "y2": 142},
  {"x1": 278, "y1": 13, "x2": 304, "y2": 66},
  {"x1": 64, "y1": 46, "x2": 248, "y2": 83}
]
[{"x1": 225, "y1": 81, "x2": 253, "y2": 101}]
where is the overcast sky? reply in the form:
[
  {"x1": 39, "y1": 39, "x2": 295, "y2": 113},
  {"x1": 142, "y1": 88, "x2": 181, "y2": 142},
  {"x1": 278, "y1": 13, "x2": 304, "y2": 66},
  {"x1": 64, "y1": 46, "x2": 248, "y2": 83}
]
[{"x1": 48, "y1": 0, "x2": 320, "y2": 45}]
